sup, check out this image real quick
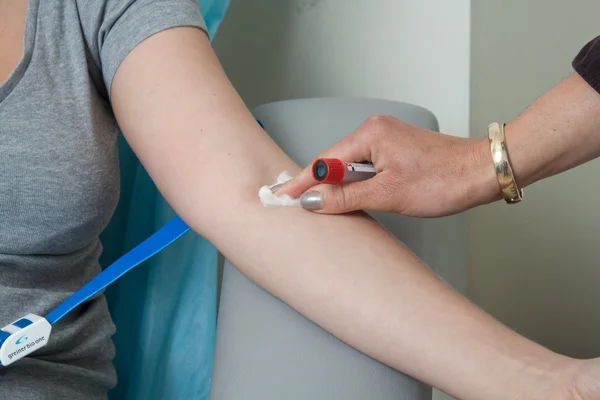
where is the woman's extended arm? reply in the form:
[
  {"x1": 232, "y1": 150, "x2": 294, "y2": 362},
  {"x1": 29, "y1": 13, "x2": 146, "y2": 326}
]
[{"x1": 109, "y1": 27, "x2": 581, "y2": 400}]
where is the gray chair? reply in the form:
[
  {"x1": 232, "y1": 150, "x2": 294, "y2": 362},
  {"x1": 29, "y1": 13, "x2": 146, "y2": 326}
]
[{"x1": 210, "y1": 98, "x2": 460, "y2": 400}]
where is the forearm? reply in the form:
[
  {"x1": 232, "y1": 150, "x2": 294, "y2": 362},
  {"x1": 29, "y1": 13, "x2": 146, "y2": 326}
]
[
  {"x1": 473, "y1": 72, "x2": 600, "y2": 203},
  {"x1": 131, "y1": 128, "x2": 568, "y2": 400},
  {"x1": 112, "y1": 27, "x2": 572, "y2": 399},
  {"x1": 508, "y1": 72, "x2": 600, "y2": 187}
]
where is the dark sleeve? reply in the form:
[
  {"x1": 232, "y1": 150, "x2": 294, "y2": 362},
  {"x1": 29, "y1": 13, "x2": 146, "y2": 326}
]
[{"x1": 573, "y1": 35, "x2": 600, "y2": 94}]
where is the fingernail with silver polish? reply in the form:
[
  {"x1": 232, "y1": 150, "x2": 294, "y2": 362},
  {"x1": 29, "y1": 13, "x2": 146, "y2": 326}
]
[{"x1": 300, "y1": 192, "x2": 323, "y2": 210}]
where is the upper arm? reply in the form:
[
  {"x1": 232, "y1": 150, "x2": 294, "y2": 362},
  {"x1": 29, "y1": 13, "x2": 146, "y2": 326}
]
[
  {"x1": 83, "y1": 0, "x2": 271, "y2": 233},
  {"x1": 77, "y1": 0, "x2": 208, "y2": 99},
  {"x1": 110, "y1": 25, "x2": 296, "y2": 235}
]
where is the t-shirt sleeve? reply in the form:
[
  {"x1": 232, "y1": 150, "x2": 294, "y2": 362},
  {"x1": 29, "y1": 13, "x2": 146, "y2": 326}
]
[
  {"x1": 573, "y1": 35, "x2": 600, "y2": 94},
  {"x1": 78, "y1": 0, "x2": 208, "y2": 98}
]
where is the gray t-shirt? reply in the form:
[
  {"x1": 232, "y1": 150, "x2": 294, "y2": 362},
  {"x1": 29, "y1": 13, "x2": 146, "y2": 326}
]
[{"x1": 0, "y1": 1, "x2": 207, "y2": 398}]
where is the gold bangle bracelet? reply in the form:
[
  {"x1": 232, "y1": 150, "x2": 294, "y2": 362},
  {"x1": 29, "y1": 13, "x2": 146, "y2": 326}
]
[{"x1": 488, "y1": 122, "x2": 523, "y2": 204}]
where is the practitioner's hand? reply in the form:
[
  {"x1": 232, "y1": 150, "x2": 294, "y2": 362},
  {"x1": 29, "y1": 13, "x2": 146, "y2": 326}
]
[{"x1": 277, "y1": 115, "x2": 501, "y2": 217}]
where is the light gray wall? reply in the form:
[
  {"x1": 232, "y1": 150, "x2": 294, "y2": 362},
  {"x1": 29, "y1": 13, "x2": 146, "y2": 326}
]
[
  {"x1": 469, "y1": 0, "x2": 600, "y2": 359},
  {"x1": 213, "y1": 0, "x2": 471, "y2": 136}
]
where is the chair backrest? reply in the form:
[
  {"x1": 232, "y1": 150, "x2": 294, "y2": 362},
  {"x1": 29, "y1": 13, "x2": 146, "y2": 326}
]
[{"x1": 210, "y1": 97, "x2": 446, "y2": 400}]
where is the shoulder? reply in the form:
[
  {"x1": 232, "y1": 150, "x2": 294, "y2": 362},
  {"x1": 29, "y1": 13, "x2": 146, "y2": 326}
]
[{"x1": 74, "y1": 0, "x2": 207, "y2": 96}]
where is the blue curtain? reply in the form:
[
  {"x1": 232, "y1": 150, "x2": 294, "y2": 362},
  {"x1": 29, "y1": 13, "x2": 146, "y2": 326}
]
[{"x1": 100, "y1": 1, "x2": 230, "y2": 399}]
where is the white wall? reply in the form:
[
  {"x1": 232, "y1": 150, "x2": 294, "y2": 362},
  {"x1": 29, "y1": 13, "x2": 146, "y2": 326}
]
[
  {"x1": 214, "y1": 0, "x2": 470, "y2": 136},
  {"x1": 469, "y1": 0, "x2": 600, "y2": 360},
  {"x1": 214, "y1": 1, "x2": 470, "y2": 399}
]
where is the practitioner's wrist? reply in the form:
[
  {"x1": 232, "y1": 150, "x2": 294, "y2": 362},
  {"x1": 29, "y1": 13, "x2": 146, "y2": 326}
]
[{"x1": 464, "y1": 136, "x2": 504, "y2": 207}]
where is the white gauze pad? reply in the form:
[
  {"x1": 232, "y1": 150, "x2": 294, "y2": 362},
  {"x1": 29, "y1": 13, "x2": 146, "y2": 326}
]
[{"x1": 258, "y1": 172, "x2": 301, "y2": 207}]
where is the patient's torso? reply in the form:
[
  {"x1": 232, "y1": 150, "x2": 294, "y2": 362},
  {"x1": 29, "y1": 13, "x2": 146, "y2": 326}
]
[
  {"x1": 0, "y1": 1, "x2": 119, "y2": 391},
  {"x1": 0, "y1": 0, "x2": 119, "y2": 285}
]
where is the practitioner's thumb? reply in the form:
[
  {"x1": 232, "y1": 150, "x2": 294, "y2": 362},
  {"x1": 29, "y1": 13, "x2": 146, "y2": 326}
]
[{"x1": 300, "y1": 181, "x2": 375, "y2": 214}]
